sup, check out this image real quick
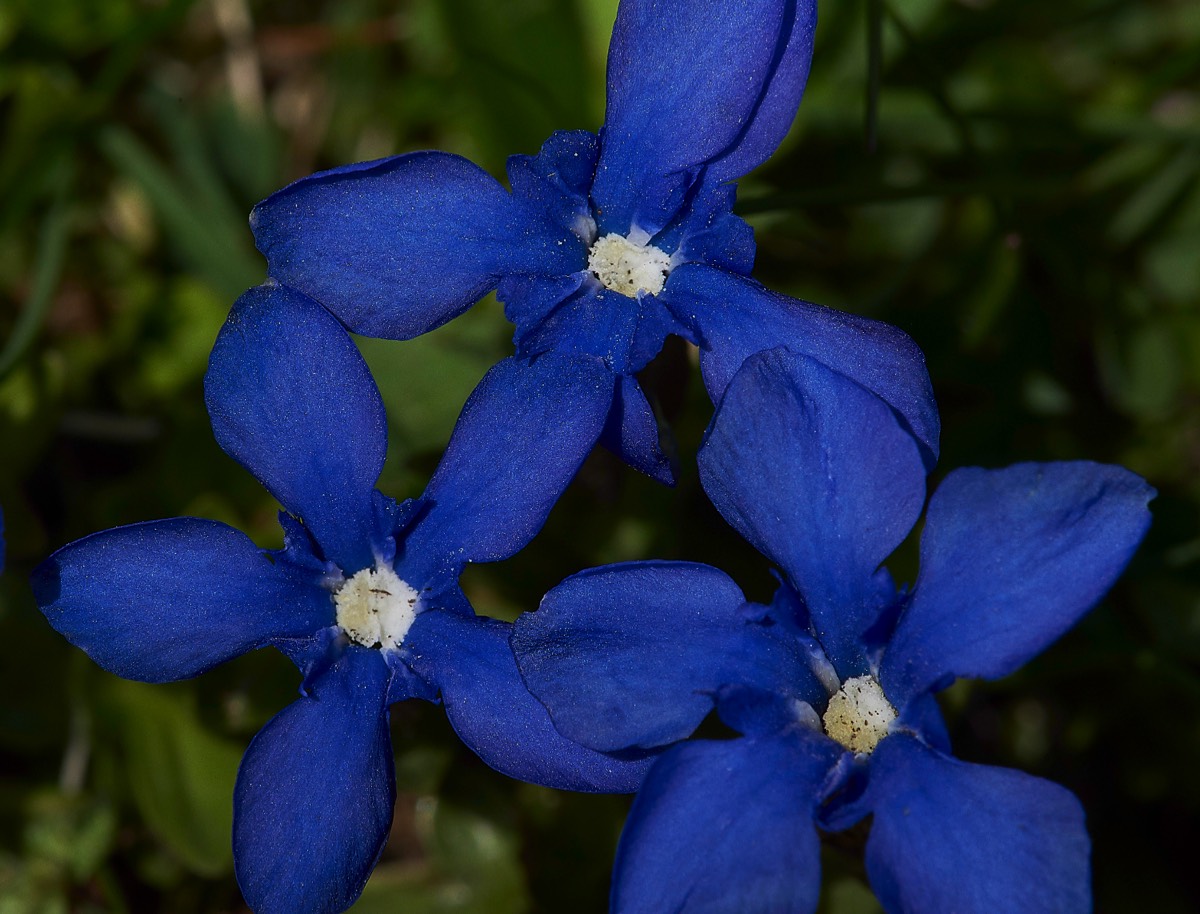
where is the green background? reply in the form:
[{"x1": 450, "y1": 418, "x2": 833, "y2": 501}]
[{"x1": 1, "y1": 0, "x2": 1197, "y2": 911}]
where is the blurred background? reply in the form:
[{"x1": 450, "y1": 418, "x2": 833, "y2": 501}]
[{"x1": 0, "y1": 0, "x2": 1197, "y2": 911}]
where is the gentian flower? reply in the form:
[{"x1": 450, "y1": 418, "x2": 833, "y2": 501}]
[
  {"x1": 250, "y1": 0, "x2": 937, "y2": 483},
  {"x1": 512, "y1": 348, "x2": 1154, "y2": 913},
  {"x1": 33, "y1": 284, "x2": 651, "y2": 914}
]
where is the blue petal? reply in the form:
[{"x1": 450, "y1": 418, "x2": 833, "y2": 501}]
[
  {"x1": 402, "y1": 609, "x2": 654, "y2": 792},
  {"x1": 899, "y1": 691, "x2": 952, "y2": 755},
  {"x1": 671, "y1": 263, "x2": 940, "y2": 467},
  {"x1": 655, "y1": 182, "x2": 755, "y2": 276},
  {"x1": 234, "y1": 646, "x2": 394, "y2": 914},
  {"x1": 599, "y1": 374, "x2": 676, "y2": 485},
  {"x1": 707, "y1": 0, "x2": 819, "y2": 185},
  {"x1": 500, "y1": 272, "x2": 587, "y2": 357},
  {"x1": 506, "y1": 130, "x2": 599, "y2": 237},
  {"x1": 592, "y1": 0, "x2": 794, "y2": 234},
  {"x1": 205, "y1": 283, "x2": 385, "y2": 573},
  {"x1": 503, "y1": 279, "x2": 684, "y2": 375},
  {"x1": 715, "y1": 684, "x2": 823, "y2": 739},
  {"x1": 397, "y1": 354, "x2": 612, "y2": 584},
  {"x1": 612, "y1": 731, "x2": 843, "y2": 914},
  {"x1": 862, "y1": 734, "x2": 1090, "y2": 914},
  {"x1": 33, "y1": 518, "x2": 331, "y2": 682},
  {"x1": 698, "y1": 349, "x2": 926, "y2": 676},
  {"x1": 251, "y1": 152, "x2": 575, "y2": 339},
  {"x1": 881, "y1": 462, "x2": 1154, "y2": 704},
  {"x1": 511, "y1": 562, "x2": 819, "y2": 752}
]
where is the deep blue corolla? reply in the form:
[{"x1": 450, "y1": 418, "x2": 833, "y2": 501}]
[
  {"x1": 32, "y1": 284, "x2": 651, "y2": 914},
  {"x1": 512, "y1": 348, "x2": 1154, "y2": 913},
  {"x1": 250, "y1": 0, "x2": 938, "y2": 483}
]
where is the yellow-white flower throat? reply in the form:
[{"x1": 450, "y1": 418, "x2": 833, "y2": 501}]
[
  {"x1": 587, "y1": 232, "x2": 671, "y2": 298},
  {"x1": 822, "y1": 675, "x2": 897, "y2": 755},
  {"x1": 334, "y1": 564, "x2": 419, "y2": 651}
]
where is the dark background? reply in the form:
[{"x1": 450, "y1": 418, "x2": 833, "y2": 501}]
[{"x1": 0, "y1": 0, "x2": 1197, "y2": 911}]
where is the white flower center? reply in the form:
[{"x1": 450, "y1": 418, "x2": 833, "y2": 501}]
[
  {"x1": 587, "y1": 233, "x2": 671, "y2": 297},
  {"x1": 334, "y1": 564, "x2": 419, "y2": 651},
  {"x1": 822, "y1": 675, "x2": 897, "y2": 755}
]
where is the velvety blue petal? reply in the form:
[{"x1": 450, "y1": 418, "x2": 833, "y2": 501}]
[
  {"x1": 707, "y1": 0, "x2": 819, "y2": 185},
  {"x1": 598, "y1": 374, "x2": 675, "y2": 485},
  {"x1": 510, "y1": 283, "x2": 633, "y2": 366},
  {"x1": 511, "y1": 562, "x2": 819, "y2": 753},
  {"x1": 715, "y1": 684, "x2": 822, "y2": 739},
  {"x1": 275, "y1": 626, "x2": 342, "y2": 690},
  {"x1": 499, "y1": 271, "x2": 587, "y2": 356},
  {"x1": 506, "y1": 130, "x2": 599, "y2": 238},
  {"x1": 33, "y1": 518, "x2": 331, "y2": 682},
  {"x1": 234, "y1": 646, "x2": 394, "y2": 914},
  {"x1": 402, "y1": 609, "x2": 654, "y2": 792},
  {"x1": 205, "y1": 283, "x2": 386, "y2": 573},
  {"x1": 899, "y1": 691, "x2": 952, "y2": 755},
  {"x1": 397, "y1": 354, "x2": 612, "y2": 584},
  {"x1": 862, "y1": 734, "x2": 1090, "y2": 914},
  {"x1": 672, "y1": 263, "x2": 939, "y2": 467},
  {"x1": 503, "y1": 278, "x2": 683, "y2": 375},
  {"x1": 593, "y1": 0, "x2": 792, "y2": 234},
  {"x1": 698, "y1": 349, "x2": 926, "y2": 675},
  {"x1": 251, "y1": 152, "x2": 575, "y2": 339},
  {"x1": 881, "y1": 462, "x2": 1154, "y2": 704},
  {"x1": 382, "y1": 646, "x2": 441, "y2": 706},
  {"x1": 662, "y1": 182, "x2": 756, "y2": 276},
  {"x1": 612, "y1": 731, "x2": 843, "y2": 914}
]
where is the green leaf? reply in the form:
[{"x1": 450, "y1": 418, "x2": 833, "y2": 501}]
[
  {"x1": 961, "y1": 236, "x2": 1020, "y2": 349},
  {"x1": 134, "y1": 278, "x2": 229, "y2": 398},
  {"x1": 351, "y1": 799, "x2": 528, "y2": 914},
  {"x1": 822, "y1": 878, "x2": 884, "y2": 914},
  {"x1": 1109, "y1": 144, "x2": 1200, "y2": 246},
  {"x1": 23, "y1": 793, "x2": 116, "y2": 882},
  {"x1": 107, "y1": 681, "x2": 241, "y2": 877},
  {"x1": 435, "y1": 0, "x2": 594, "y2": 167},
  {"x1": 1098, "y1": 320, "x2": 1183, "y2": 421},
  {"x1": 99, "y1": 123, "x2": 261, "y2": 300},
  {"x1": 0, "y1": 160, "x2": 71, "y2": 378},
  {"x1": 357, "y1": 299, "x2": 509, "y2": 467}
]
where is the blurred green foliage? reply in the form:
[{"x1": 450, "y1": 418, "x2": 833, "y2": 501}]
[{"x1": 0, "y1": 0, "x2": 1198, "y2": 911}]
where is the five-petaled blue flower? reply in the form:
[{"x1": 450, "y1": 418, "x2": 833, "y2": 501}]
[
  {"x1": 249, "y1": 0, "x2": 937, "y2": 483},
  {"x1": 33, "y1": 284, "x2": 651, "y2": 914},
  {"x1": 512, "y1": 348, "x2": 1154, "y2": 913}
]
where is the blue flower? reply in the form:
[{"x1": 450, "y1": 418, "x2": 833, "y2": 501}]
[
  {"x1": 32, "y1": 283, "x2": 651, "y2": 914},
  {"x1": 512, "y1": 348, "x2": 1154, "y2": 913},
  {"x1": 249, "y1": 0, "x2": 937, "y2": 483}
]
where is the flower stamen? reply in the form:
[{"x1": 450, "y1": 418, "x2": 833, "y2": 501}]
[
  {"x1": 822, "y1": 675, "x2": 897, "y2": 755},
  {"x1": 334, "y1": 564, "x2": 419, "y2": 651},
  {"x1": 587, "y1": 233, "x2": 671, "y2": 297}
]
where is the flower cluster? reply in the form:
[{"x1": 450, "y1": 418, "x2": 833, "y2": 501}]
[
  {"x1": 31, "y1": 1, "x2": 1152, "y2": 913},
  {"x1": 513, "y1": 348, "x2": 1153, "y2": 912},
  {"x1": 248, "y1": 0, "x2": 935, "y2": 483},
  {"x1": 34, "y1": 283, "x2": 649, "y2": 913}
]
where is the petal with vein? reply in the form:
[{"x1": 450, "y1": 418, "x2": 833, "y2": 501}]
[
  {"x1": 33, "y1": 518, "x2": 330, "y2": 682},
  {"x1": 862, "y1": 733, "x2": 1091, "y2": 914},
  {"x1": 205, "y1": 283, "x2": 386, "y2": 573},
  {"x1": 234, "y1": 647, "x2": 394, "y2": 914}
]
